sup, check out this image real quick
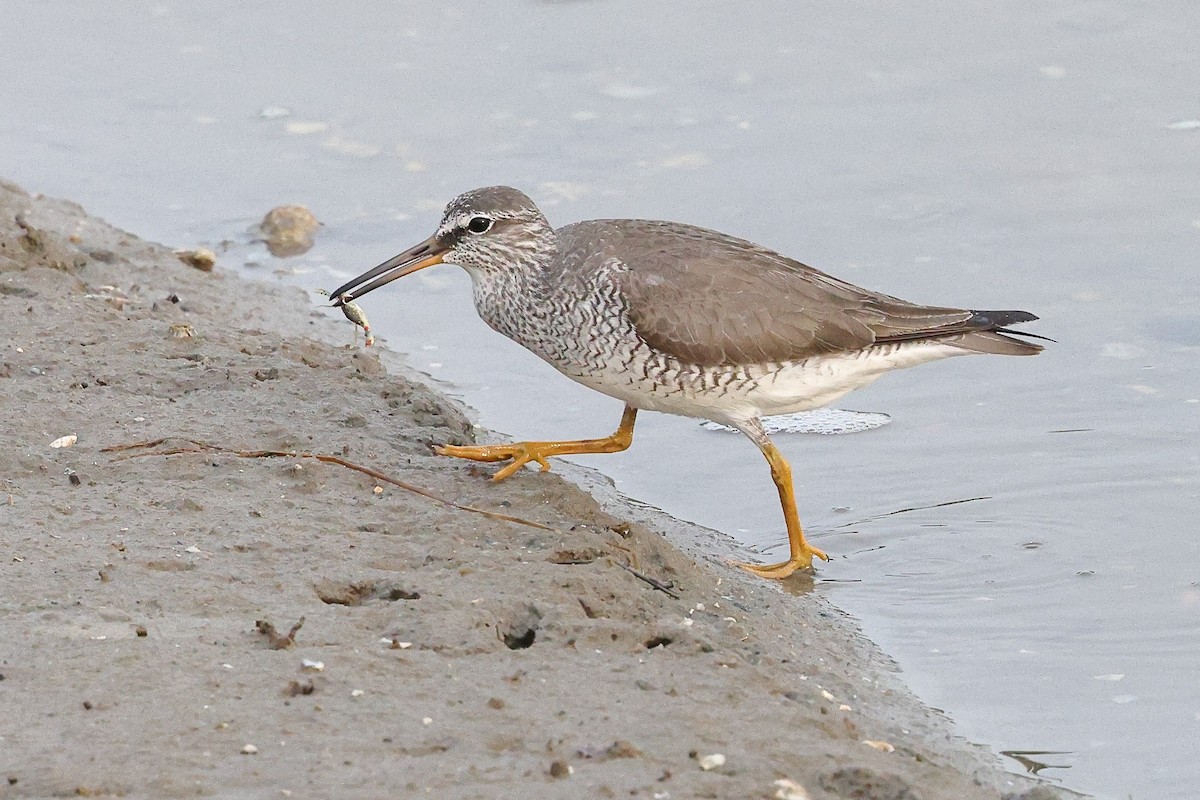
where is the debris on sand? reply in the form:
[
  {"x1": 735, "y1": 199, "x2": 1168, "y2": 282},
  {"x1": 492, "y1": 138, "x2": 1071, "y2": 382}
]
[
  {"x1": 175, "y1": 248, "x2": 216, "y2": 272},
  {"x1": 256, "y1": 617, "x2": 305, "y2": 649}
]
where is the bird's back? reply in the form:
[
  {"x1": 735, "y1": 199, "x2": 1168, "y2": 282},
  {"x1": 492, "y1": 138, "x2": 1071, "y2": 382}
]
[{"x1": 555, "y1": 219, "x2": 1042, "y2": 367}]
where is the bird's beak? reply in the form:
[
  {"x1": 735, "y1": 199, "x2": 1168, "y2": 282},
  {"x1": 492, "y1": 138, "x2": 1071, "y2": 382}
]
[{"x1": 328, "y1": 235, "x2": 448, "y2": 305}]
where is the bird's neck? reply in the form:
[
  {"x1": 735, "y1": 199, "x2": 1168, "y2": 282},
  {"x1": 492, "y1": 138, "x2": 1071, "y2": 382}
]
[{"x1": 470, "y1": 226, "x2": 559, "y2": 346}]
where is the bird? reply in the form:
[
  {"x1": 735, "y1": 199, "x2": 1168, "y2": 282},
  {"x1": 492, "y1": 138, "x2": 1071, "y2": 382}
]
[{"x1": 328, "y1": 186, "x2": 1045, "y2": 580}]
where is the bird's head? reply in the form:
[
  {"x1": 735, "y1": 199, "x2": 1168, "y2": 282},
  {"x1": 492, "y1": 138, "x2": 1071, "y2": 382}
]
[{"x1": 328, "y1": 186, "x2": 551, "y2": 304}]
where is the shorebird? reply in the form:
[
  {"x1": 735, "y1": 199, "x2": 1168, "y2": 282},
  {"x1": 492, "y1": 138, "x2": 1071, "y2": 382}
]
[{"x1": 329, "y1": 187, "x2": 1044, "y2": 579}]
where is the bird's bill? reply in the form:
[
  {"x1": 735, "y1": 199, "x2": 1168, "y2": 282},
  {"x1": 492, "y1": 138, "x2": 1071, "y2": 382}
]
[{"x1": 328, "y1": 235, "x2": 447, "y2": 304}]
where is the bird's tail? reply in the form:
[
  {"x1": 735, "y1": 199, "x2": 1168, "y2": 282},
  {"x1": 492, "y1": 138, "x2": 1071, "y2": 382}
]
[{"x1": 949, "y1": 310, "x2": 1050, "y2": 356}]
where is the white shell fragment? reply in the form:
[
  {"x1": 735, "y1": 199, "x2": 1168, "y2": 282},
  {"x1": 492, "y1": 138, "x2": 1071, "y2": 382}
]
[
  {"x1": 50, "y1": 434, "x2": 78, "y2": 449},
  {"x1": 300, "y1": 659, "x2": 325, "y2": 672},
  {"x1": 241, "y1": 744, "x2": 259, "y2": 755},
  {"x1": 698, "y1": 752, "x2": 726, "y2": 770},
  {"x1": 862, "y1": 739, "x2": 895, "y2": 753},
  {"x1": 773, "y1": 778, "x2": 813, "y2": 800}
]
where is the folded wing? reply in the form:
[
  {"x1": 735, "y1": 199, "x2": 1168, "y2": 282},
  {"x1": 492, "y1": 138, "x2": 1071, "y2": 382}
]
[{"x1": 571, "y1": 219, "x2": 1042, "y2": 366}]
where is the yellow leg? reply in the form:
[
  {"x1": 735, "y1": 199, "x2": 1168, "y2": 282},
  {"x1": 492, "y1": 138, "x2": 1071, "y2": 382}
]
[
  {"x1": 435, "y1": 405, "x2": 638, "y2": 482},
  {"x1": 735, "y1": 437, "x2": 829, "y2": 579}
]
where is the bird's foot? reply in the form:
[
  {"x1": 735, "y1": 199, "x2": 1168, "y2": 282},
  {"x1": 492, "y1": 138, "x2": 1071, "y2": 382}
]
[
  {"x1": 434, "y1": 441, "x2": 555, "y2": 482},
  {"x1": 734, "y1": 544, "x2": 830, "y2": 580}
]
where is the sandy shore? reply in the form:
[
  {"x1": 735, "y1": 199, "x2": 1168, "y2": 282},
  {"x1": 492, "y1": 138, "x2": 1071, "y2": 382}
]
[{"x1": 0, "y1": 179, "x2": 1070, "y2": 800}]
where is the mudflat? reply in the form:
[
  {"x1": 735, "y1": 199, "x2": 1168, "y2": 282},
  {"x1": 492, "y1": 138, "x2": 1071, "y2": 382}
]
[{"x1": 0, "y1": 179, "x2": 1067, "y2": 800}]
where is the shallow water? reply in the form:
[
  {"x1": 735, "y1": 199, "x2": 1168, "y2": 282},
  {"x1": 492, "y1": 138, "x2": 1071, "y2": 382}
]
[{"x1": 4, "y1": 2, "x2": 1198, "y2": 797}]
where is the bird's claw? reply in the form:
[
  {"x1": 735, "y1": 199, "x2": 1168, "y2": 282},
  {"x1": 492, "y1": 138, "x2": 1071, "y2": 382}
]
[
  {"x1": 435, "y1": 442, "x2": 556, "y2": 482},
  {"x1": 733, "y1": 544, "x2": 829, "y2": 580}
]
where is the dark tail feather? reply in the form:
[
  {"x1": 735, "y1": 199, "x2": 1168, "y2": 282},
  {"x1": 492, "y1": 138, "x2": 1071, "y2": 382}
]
[
  {"x1": 952, "y1": 309, "x2": 1049, "y2": 356},
  {"x1": 968, "y1": 309, "x2": 1039, "y2": 328}
]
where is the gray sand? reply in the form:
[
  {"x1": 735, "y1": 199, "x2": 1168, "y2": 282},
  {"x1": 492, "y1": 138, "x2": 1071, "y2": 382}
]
[{"x1": 0, "y1": 179, "x2": 1070, "y2": 799}]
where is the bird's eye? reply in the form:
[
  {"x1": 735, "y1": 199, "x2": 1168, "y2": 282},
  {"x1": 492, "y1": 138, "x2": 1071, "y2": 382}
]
[{"x1": 466, "y1": 216, "x2": 493, "y2": 234}]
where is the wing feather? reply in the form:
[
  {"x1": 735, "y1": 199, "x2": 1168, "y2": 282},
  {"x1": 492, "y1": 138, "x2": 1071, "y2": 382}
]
[{"x1": 563, "y1": 220, "x2": 1001, "y2": 367}]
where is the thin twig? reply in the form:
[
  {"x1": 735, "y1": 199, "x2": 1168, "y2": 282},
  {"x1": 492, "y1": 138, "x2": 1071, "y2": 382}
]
[
  {"x1": 617, "y1": 562, "x2": 680, "y2": 599},
  {"x1": 101, "y1": 438, "x2": 555, "y2": 532},
  {"x1": 831, "y1": 495, "x2": 991, "y2": 530}
]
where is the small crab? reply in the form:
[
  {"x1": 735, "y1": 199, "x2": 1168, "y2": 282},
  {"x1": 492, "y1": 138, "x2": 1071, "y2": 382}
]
[{"x1": 315, "y1": 288, "x2": 374, "y2": 346}]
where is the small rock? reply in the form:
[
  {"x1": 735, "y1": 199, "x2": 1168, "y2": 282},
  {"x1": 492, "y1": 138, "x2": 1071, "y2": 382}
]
[
  {"x1": 548, "y1": 760, "x2": 572, "y2": 779},
  {"x1": 176, "y1": 248, "x2": 216, "y2": 271},
  {"x1": 862, "y1": 739, "x2": 895, "y2": 753},
  {"x1": 773, "y1": 778, "x2": 812, "y2": 800},
  {"x1": 49, "y1": 434, "x2": 77, "y2": 449},
  {"x1": 241, "y1": 744, "x2": 258, "y2": 755},
  {"x1": 698, "y1": 753, "x2": 726, "y2": 771},
  {"x1": 260, "y1": 205, "x2": 320, "y2": 257}
]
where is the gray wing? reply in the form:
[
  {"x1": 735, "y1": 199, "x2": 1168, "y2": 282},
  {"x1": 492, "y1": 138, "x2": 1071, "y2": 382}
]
[{"x1": 565, "y1": 219, "x2": 994, "y2": 367}]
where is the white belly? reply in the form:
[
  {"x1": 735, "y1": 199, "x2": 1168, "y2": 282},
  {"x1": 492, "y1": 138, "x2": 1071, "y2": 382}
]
[{"x1": 556, "y1": 340, "x2": 971, "y2": 425}]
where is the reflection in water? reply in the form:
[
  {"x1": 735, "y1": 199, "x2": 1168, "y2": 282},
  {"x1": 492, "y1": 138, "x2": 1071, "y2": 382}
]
[
  {"x1": 777, "y1": 571, "x2": 817, "y2": 598},
  {"x1": 1001, "y1": 749, "x2": 1074, "y2": 778}
]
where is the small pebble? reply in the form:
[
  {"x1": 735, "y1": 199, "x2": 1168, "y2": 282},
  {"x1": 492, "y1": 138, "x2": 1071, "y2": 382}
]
[
  {"x1": 260, "y1": 205, "x2": 320, "y2": 257},
  {"x1": 176, "y1": 248, "x2": 216, "y2": 271},
  {"x1": 241, "y1": 744, "x2": 258, "y2": 755},
  {"x1": 862, "y1": 740, "x2": 895, "y2": 753},
  {"x1": 549, "y1": 760, "x2": 572, "y2": 779},
  {"x1": 698, "y1": 753, "x2": 726, "y2": 771},
  {"x1": 774, "y1": 778, "x2": 812, "y2": 800}
]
